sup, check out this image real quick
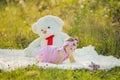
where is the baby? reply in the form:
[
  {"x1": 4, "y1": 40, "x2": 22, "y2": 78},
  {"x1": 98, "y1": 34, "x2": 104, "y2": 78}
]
[{"x1": 35, "y1": 38, "x2": 78, "y2": 64}]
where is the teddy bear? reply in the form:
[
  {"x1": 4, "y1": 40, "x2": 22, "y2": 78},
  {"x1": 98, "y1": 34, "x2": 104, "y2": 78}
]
[{"x1": 24, "y1": 15, "x2": 70, "y2": 56}]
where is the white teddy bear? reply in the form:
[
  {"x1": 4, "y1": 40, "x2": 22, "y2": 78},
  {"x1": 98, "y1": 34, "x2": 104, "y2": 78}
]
[{"x1": 24, "y1": 15, "x2": 70, "y2": 56}]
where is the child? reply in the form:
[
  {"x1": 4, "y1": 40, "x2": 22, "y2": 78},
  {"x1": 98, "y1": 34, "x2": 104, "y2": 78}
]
[{"x1": 35, "y1": 38, "x2": 78, "y2": 64}]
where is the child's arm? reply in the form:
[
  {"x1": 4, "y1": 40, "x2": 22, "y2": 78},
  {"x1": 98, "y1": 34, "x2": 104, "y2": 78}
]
[
  {"x1": 54, "y1": 50, "x2": 64, "y2": 64},
  {"x1": 69, "y1": 55, "x2": 75, "y2": 63}
]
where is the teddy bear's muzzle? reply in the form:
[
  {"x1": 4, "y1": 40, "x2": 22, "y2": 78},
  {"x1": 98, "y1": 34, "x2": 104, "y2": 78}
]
[{"x1": 42, "y1": 30, "x2": 47, "y2": 34}]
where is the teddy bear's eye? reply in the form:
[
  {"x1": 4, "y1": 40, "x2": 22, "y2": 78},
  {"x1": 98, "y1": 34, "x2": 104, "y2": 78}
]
[
  {"x1": 41, "y1": 29, "x2": 43, "y2": 31},
  {"x1": 48, "y1": 26, "x2": 51, "y2": 29}
]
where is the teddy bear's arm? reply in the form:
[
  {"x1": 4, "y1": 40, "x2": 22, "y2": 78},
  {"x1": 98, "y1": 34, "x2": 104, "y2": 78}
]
[{"x1": 60, "y1": 32, "x2": 70, "y2": 41}]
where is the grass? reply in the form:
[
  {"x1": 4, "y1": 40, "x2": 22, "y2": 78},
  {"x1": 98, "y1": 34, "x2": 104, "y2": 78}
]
[
  {"x1": 0, "y1": 65, "x2": 120, "y2": 80},
  {"x1": 0, "y1": 0, "x2": 120, "y2": 80}
]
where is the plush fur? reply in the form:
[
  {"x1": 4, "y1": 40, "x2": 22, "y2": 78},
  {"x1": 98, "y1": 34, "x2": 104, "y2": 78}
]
[{"x1": 24, "y1": 15, "x2": 69, "y2": 56}]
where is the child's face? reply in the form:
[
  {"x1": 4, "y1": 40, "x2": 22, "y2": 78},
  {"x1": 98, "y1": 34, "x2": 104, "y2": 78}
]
[{"x1": 65, "y1": 45, "x2": 77, "y2": 54}]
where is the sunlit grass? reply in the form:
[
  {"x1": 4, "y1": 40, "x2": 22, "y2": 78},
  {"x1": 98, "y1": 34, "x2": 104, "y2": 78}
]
[{"x1": 0, "y1": 65, "x2": 120, "y2": 80}]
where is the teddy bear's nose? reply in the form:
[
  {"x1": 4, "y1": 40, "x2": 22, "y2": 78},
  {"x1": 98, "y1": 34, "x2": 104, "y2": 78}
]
[{"x1": 42, "y1": 30, "x2": 47, "y2": 34}]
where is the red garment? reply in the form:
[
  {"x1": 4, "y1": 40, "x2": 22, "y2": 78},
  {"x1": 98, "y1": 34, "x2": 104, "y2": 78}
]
[{"x1": 45, "y1": 35, "x2": 55, "y2": 45}]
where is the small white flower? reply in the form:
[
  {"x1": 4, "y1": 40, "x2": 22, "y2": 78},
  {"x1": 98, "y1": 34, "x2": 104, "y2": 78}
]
[
  {"x1": 90, "y1": 10, "x2": 93, "y2": 13},
  {"x1": 103, "y1": 8, "x2": 107, "y2": 11},
  {"x1": 80, "y1": 5, "x2": 84, "y2": 9},
  {"x1": 104, "y1": 15, "x2": 108, "y2": 18}
]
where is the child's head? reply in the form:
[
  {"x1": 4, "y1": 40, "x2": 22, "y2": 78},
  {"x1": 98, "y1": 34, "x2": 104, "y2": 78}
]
[{"x1": 64, "y1": 38, "x2": 78, "y2": 54}]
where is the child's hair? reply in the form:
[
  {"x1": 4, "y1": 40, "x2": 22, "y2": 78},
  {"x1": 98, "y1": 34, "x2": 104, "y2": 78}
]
[{"x1": 64, "y1": 37, "x2": 78, "y2": 46}]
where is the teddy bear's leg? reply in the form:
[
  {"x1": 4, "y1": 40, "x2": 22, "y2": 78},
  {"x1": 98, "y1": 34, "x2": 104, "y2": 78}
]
[{"x1": 24, "y1": 47, "x2": 41, "y2": 57}]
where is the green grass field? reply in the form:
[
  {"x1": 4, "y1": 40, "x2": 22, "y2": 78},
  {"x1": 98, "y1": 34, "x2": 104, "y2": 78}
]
[
  {"x1": 0, "y1": 0, "x2": 120, "y2": 80},
  {"x1": 0, "y1": 66, "x2": 120, "y2": 80}
]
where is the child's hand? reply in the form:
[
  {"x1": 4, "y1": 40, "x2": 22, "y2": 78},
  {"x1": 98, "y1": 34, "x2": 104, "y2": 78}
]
[{"x1": 69, "y1": 55, "x2": 75, "y2": 63}]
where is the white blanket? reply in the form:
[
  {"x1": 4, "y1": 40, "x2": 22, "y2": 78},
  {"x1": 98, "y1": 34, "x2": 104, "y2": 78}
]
[{"x1": 0, "y1": 45, "x2": 120, "y2": 71}]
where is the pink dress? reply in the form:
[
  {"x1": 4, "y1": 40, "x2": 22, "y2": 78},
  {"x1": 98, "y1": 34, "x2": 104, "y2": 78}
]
[{"x1": 35, "y1": 46, "x2": 69, "y2": 63}]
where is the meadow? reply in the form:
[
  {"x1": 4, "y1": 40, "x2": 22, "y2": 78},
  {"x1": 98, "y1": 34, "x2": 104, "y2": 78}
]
[{"x1": 0, "y1": 0, "x2": 120, "y2": 80}]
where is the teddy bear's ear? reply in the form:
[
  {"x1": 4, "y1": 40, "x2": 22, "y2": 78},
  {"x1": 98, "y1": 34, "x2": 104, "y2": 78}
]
[
  {"x1": 32, "y1": 23, "x2": 37, "y2": 34},
  {"x1": 54, "y1": 16, "x2": 64, "y2": 28}
]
